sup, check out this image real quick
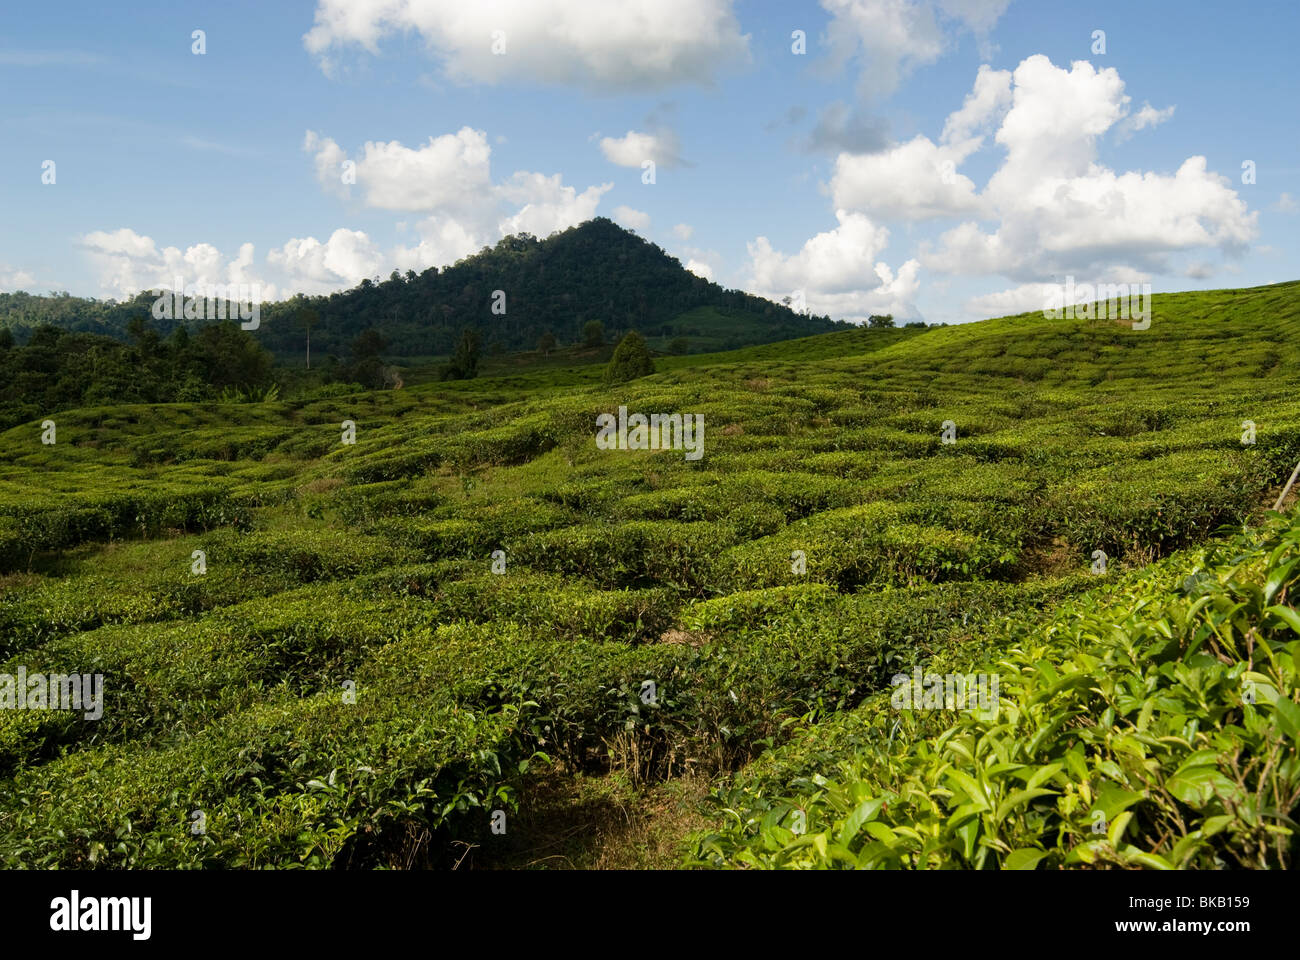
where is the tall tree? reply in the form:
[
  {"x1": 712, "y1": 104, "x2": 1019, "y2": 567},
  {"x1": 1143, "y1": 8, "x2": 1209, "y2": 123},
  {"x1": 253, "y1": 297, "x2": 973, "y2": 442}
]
[
  {"x1": 442, "y1": 327, "x2": 482, "y2": 380},
  {"x1": 298, "y1": 306, "x2": 319, "y2": 369}
]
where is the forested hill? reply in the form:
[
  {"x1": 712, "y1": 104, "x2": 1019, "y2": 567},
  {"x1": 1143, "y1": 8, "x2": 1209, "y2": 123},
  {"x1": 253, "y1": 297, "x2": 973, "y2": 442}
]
[{"x1": 0, "y1": 218, "x2": 846, "y2": 358}]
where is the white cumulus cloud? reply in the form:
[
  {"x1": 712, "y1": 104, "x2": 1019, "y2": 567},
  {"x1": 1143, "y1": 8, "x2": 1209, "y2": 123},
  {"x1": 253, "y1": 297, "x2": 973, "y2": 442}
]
[
  {"x1": 922, "y1": 56, "x2": 1256, "y2": 281},
  {"x1": 831, "y1": 64, "x2": 1010, "y2": 220},
  {"x1": 268, "y1": 229, "x2": 384, "y2": 293},
  {"x1": 0, "y1": 266, "x2": 36, "y2": 291},
  {"x1": 304, "y1": 127, "x2": 616, "y2": 271},
  {"x1": 77, "y1": 227, "x2": 396, "y2": 301},
  {"x1": 823, "y1": 55, "x2": 1255, "y2": 295},
  {"x1": 79, "y1": 229, "x2": 286, "y2": 300},
  {"x1": 684, "y1": 259, "x2": 714, "y2": 281},
  {"x1": 612, "y1": 206, "x2": 651, "y2": 232},
  {"x1": 746, "y1": 209, "x2": 921, "y2": 321},
  {"x1": 599, "y1": 129, "x2": 681, "y2": 168},
  {"x1": 303, "y1": 0, "x2": 750, "y2": 90},
  {"x1": 1115, "y1": 101, "x2": 1176, "y2": 141},
  {"x1": 496, "y1": 172, "x2": 612, "y2": 237}
]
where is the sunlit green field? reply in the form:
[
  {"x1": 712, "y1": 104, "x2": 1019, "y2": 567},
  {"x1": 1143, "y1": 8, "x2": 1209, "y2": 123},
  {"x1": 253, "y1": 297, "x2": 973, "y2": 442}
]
[{"x1": 1, "y1": 281, "x2": 1298, "y2": 868}]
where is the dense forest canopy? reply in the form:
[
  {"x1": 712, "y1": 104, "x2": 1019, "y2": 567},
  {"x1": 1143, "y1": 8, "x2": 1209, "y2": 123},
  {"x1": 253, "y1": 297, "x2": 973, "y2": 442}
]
[{"x1": 0, "y1": 321, "x2": 279, "y2": 430}]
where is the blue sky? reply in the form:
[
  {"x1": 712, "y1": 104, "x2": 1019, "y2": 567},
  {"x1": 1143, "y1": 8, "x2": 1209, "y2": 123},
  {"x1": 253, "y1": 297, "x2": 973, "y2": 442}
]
[{"x1": 2, "y1": 0, "x2": 1296, "y2": 325}]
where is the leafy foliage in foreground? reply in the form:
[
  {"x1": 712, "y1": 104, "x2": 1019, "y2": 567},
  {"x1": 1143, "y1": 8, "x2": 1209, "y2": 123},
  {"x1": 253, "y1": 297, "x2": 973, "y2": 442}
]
[{"x1": 690, "y1": 514, "x2": 1300, "y2": 869}]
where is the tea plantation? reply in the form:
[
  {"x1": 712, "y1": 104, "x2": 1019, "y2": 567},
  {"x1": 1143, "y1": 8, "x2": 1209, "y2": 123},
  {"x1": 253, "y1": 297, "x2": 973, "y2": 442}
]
[{"x1": 1, "y1": 281, "x2": 1297, "y2": 868}]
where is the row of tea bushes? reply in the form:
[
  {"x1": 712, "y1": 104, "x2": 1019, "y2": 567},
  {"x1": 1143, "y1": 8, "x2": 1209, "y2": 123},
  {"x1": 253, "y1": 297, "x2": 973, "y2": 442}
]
[
  {"x1": 715, "y1": 503, "x2": 1018, "y2": 591},
  {"x1": 0, "y1": 585, "x2": 430, "y2": 771},
  {"x1": 0, "y1": 483, "x2": 271, "y2": 571},
  {"x1": 0, "y1": 559, "x2": 301, "y2": 659},
  {"x1": 0, "y1": 691, "x2": 528, "y2": 869}
]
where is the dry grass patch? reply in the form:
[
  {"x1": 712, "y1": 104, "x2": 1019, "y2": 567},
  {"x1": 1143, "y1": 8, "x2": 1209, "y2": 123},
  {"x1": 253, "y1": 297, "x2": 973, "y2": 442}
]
[
  {"x1": 299, "y1": 476, "x2": 345, "y2": 495},
  {"x1": 467, "y1": 770, "x2": 714, "y2": 870},
  {"x1": 658, "y1": 628, "x2": 709, "y2": 646}
]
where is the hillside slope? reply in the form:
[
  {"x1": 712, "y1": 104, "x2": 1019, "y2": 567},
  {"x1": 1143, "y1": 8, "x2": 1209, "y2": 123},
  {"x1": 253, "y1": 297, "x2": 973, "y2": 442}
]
[{"x1": 0, "y1": 280, "x2": 1296, "y2": 868}]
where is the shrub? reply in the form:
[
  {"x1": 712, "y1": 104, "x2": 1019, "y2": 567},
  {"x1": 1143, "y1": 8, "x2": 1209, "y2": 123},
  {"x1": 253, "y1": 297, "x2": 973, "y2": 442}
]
[{"x1": 604, "y1": 330, "x2": 655, "y2": 385}]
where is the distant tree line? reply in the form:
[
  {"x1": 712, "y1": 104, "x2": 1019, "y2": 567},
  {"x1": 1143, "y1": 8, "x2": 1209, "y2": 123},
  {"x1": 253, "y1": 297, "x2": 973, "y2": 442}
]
[
  {"x1": 0, "y1": 314, "x2": 427, "y2": 429},
  {"x1": 0, "y1": 219, "x2": 847, "y2": 362},
  {"x1": 0, "y1": 320, "x2": 276, "y2": 429}
]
